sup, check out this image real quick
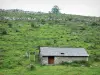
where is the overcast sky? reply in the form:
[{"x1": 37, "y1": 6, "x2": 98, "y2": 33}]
[{"x1": 0, "y1": 0, "x2": 100, "y2": 17}]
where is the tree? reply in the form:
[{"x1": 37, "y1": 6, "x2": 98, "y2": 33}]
[{"x1": 51, "y1": 5, "x2": 60, "y2": 14}]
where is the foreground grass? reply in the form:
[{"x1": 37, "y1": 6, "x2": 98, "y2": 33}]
[{"x1": 0, "y1": 65, "x2": 100, "y2": 75}]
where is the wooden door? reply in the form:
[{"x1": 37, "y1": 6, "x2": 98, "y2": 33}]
[{"x1": 48, "y1": 56, "x2": 54, "y2": 64}]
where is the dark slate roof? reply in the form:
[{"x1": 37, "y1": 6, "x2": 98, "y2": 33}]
[{"x1": 40, "y1": 47, "x2": 89, "y2": 56}]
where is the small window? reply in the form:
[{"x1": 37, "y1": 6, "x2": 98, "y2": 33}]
[{"x1": 61, "y1": 53, "x2": 64, "y2": 54}]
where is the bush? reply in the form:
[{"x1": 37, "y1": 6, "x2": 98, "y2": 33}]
[
  {"x1": 61, "y1": 61, "x2": 91, "y2": 67},
  {"x1": 8, "y1": 23, "x2": 12, "y2": 28},
  {"x1": 17, "y1": 60, "x2": 23, "y2": 66},
  {"x1": 91, "y1": 22, "x2": 100, "y2": 26},
  {"x1": 0, "y1": 28, "x2": 7, "y2": 35},
  {"x1": 27, "y1": 64, "x2": 36, "y2": 71},
  {"x1": 16, "y1": 29, "x2": 20, "y2": 32},
  {"x1": 94, "y1": 55, "x2": 100, "y2": 62},
  {"x1": 61, "y1": 61, "x2": 71, "y2": 65},
  {"x1": 2, "y1": 59, "x2": 18, "y2": 69},
  {"x1": 3, "y1": 62, "x2": 16, "y2": 69},
  {"x1": 90, "y1": 53, "x2": 100, "y2": 62},
  {"x1": 31, "y1": 22, "x2": 39, "y2": 28}
]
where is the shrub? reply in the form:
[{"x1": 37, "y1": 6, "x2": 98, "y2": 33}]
[
  {"x1": 78, "y1": 61, "x2": 91, "y2": 67},
  {"x1": 90, "y1": 53, "x2": 100, "y2": 62},
  {"x1": 61, "y1": 61, "x2": 91, "y2": 67},
  {"x1": 79, "y1": 26, "x2": 86, "y2": 30},
  {"x1": 94, "y1": 55, "x2": 100, "y2": 62},
  {"x1": 8, "y1": 23, "x2": 12, "y2": 28},
  {"x1": 17, "y1": 60, "x2": 23, "y2": 66},
  {"x1": 91, "y1": 22, "x2": 100, "y2": 26},
  {"x1": 61, "y1": 61, "x2": 71, "y2": 65},
  {"x1": 27, "y1": 64, "x2": 36, "y2": 71},
  {"x1": 31, "y1": 22, "x2": 39, "y2": 28},
  {"x1": 3, "y1": 61, "x2": 15, "y2": 69},
  {"x1": 0, "y1": 28, "x2": 7, "y2": 35},
  {"x1": 16, "y1": 29, "x2": 20, "y2": 32}
]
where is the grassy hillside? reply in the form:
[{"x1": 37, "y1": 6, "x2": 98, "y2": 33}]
[{"x1": 0, "y1": 9, "x2": 100, "y2": 75}]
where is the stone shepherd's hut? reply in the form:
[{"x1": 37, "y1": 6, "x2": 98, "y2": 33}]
[{"x1": 39, "y1": 47, "x2": 89, "y2": 65}]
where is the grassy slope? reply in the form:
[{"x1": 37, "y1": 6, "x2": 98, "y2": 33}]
[{"x1": 0, "y1": 14, "x2": 100, "y2": 74}]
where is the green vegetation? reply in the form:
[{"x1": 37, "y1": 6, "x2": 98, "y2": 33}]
[
  {"x1": 51, "y1": 5, "x2": 60, "y2": 14},
  {"x1": 61, "y1": 61, "x2": 91, "y2": 67},
  {"x1": 0, "y1": 9, "x2": 100, "y2": 75}
]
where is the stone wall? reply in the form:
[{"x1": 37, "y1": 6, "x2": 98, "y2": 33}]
[
  {"x1": 41, "y1": 56, "x2": 88, "y2": 65},
  {"x1": 41, "y1": 56, "x2": 48, "y2": 65},
  {"x1": 54, "y1": 56, "x2": 88, "y2": 64}
]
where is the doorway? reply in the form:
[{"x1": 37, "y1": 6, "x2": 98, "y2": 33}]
[{"x1": 48, "y1": 56, "x2": 54, "y2": 64}]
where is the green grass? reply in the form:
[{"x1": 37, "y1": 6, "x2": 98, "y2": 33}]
[
  {"x1": 0, "y1": 15, "x2": 100, "y2": 75},
  {"x1": 0, "y1": 66, "x2": 100, "y2": 75}
]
